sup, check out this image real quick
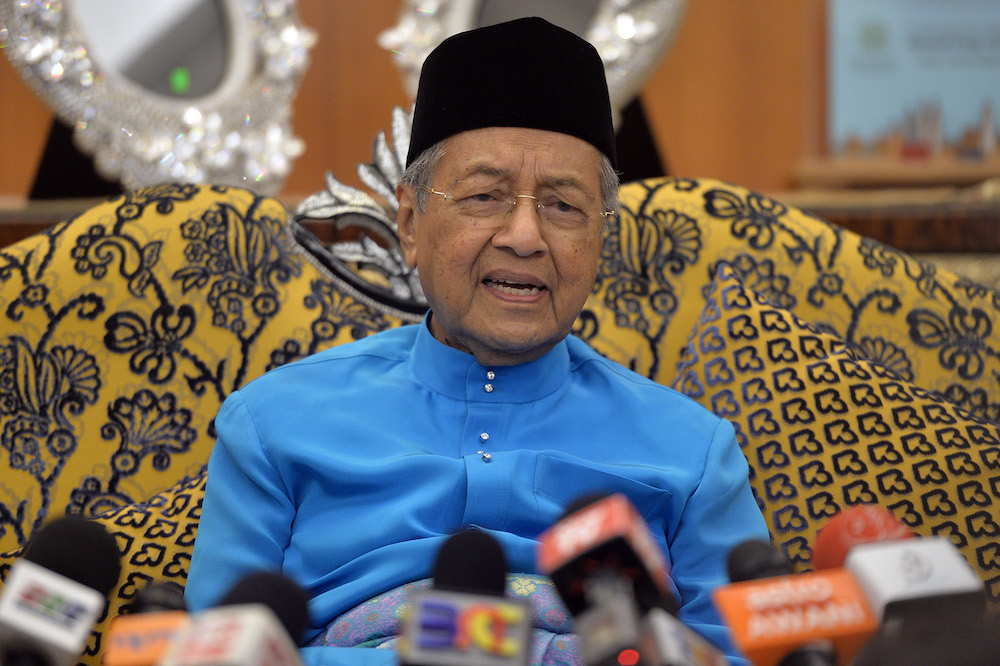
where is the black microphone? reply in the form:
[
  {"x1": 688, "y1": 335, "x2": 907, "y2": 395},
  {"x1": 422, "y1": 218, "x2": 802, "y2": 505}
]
[
  {"x1": 0, "y1": 515, "x2": 121, "y2": 666},
  {"x1": 537, "y1": 493, "x2": 725, "y2": 665},
  {"x1": 538, "y1": 493, "x2": 679, "y2": 620},
  {"x1": 432, "y1": 529, "x2": 509, "y2": 597},
  {"x1": 215, "y1": 571, "x2": 310, "y2": 646},
  {"x1": 725, "y1": 539, "x2": 797, "y2": 584},
  {"x1": 158, "y1": 571, "x2": 310, "y2": 666},
  {"x1": 131, "y1": 582, "x2": 187, "y2": 615},
  {"x1": 399, "y1": 529, "x2": 531, "y2": 665}
]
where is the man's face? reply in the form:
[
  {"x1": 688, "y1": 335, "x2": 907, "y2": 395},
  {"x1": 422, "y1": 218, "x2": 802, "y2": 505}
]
[{"x1": 397, "y1": 127, "x2": 607, "y2": 367}]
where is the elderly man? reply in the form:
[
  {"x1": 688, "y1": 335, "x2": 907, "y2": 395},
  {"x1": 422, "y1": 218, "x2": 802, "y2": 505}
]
[{"x1": 186, "y1": 16, "x2": 768, "y2": 665}]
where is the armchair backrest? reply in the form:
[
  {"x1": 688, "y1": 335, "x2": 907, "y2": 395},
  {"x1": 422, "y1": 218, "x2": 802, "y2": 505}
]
[{"x1": 2, "y1": 177, "x2": 998, "y2": 663}]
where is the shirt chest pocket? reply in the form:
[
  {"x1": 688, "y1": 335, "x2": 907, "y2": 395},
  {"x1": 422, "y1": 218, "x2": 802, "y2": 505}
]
[{"x1": 532, "y1": 452, "x2": 674, "y2": 568}]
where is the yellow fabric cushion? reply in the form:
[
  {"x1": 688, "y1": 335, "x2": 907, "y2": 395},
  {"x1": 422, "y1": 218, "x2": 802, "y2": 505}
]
[
  {"x1": 0, "y1": 184, "x2": 402, "y2": 557},
  {"x1": 97, "y1": 470, "x2": 207, "y2": 660},
  {"x1": 1, "y1": 184, "x2": 410, "y2": 664},
  {"x1": 587, "y1": 179, "x2": 1000, "y2": 424},
  {"x1": 672, "y1": 262, "x2": 1000, "y2": 606}
]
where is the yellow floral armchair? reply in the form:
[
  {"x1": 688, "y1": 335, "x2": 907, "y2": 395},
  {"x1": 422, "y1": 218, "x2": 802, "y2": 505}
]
[{"x1": 1, "y1": 177, "x2": 998, "y2": 664}]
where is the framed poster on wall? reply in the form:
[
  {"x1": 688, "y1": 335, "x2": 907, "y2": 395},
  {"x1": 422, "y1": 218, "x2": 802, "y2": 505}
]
[{"x1": 803, "y1": 0, "x2": 1000, "y2": 186}]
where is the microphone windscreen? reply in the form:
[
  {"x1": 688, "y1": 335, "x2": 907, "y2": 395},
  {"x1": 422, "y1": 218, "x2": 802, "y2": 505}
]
[
  {"x1": 726, "y1": 539, "x2": 793, "y2": 582},
  {"x1": 22, "y1": 514, "x2": 121, "y2": 595},
  {"x1": 813, "y1": 505, "x2": 913, "y2": 570},
  {"x1": 432, "y1": 529, "x2": 507, "y2": 596},
  {"x1": 132, "y1": 581, "x2": 187, "y2": 614},
  {"x1": 217, "y1": 572, "x2": 310, "y2": 644}
]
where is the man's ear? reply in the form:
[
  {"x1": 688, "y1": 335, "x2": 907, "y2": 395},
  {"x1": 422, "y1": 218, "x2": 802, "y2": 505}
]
[{"x1": 396, "y1": 183, "x2": 418, "y2": 269}]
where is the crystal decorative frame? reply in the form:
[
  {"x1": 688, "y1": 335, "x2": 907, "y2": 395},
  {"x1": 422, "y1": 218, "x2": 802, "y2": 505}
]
[
  {"x1": 0, "y1": 0, "x2": 315, "y2": 195},
  {"x1": 378, "y1": 0, "x2": 690, "y2": 116}
]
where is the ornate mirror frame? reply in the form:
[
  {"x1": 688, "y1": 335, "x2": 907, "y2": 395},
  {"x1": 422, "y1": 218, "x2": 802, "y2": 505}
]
[
  {"x1": 378, "y1": 0, "x2": 690, "y2": 117},
  {"x1": 0, "y1": 0, "x2": 314, "y2": 195}
]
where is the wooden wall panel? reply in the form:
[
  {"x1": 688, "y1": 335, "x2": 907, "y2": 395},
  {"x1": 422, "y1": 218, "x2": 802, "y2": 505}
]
[
  {"x1": 0, "y1": 2, "x2": 822, "y2": 200},
  {"x1": 285, "y1": 2, "x2": 410, "y2": 196},
  {"x1": 0, "y1": 53, "x2": 53, "y2": 198},
  {"x1": 641, "y1": 0, "x2": 825, "y2": 191}
]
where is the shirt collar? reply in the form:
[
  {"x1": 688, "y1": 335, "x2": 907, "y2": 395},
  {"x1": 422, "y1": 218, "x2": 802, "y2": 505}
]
[{"x1": 410, "y1": 314, "x2": 570, "y2": 403}]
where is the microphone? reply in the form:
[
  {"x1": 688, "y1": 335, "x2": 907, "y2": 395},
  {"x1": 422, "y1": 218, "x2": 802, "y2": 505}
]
[
  {"x1": 822, "y1": 505, "x2": 984, "y2": 621},
  {"x1": 0, "y1": 515, "x2": 122, "y2": 666},
  {"x1": 131, "y1": 582, "x2": 187, "y2": 615},
  {"x1": 824, "y1": 505, "x2": 1000, "y2": 665},
  {"x1": 537, "y1": 493, "x2": 725, "y2": 666},
  {"x1": 711, "y1": 539, "x2": 878, "y2": 666},
  {"x1": 636, "y1": 608, "x2": 729, "y2": 666},
  {"x1": 157, "y1": 572, "x2": 309, "y2": 666},
  {"x1": 103, "y1": 583, "x2": 190, "y2": 666},
  {"x1": 847, "y1": 537, "x2": 1000, "y2": 665},
  {"x1": 536, "y1": 493, "x2": 678, "y2": 618},
  {"x1": 399, "y1": 529, "x2": 531, "y2": 666},
  {"x1": 811, "y1": 505, "x2": 913, "y2": 571}
]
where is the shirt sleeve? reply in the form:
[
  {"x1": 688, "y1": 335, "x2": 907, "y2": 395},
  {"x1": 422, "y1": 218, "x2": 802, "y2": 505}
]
[
  {"x1": 668, "y1": 417, "x2": 769, "y2": 665},
  {"x1": 185, "y1": 390, "x2": 297, "y2": 611}
]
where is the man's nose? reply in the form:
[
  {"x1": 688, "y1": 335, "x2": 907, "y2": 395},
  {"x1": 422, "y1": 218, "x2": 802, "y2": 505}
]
[{"x1": 492, "y1": 195, "x2": 547, "y2": 256}]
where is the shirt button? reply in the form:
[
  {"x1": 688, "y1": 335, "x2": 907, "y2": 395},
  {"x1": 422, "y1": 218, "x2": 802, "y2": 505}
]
[
  {"x1": 480, "y1": 432, "x2": 490, "y2": 443},
  {"x1": 477, "y1": 451, "x2": 492, "y2": 463},
  {"x1": 484, "y1": 383, "x2": 494, "y2": 393},
  {"x1": 486, "y1": 371, "x2": 496, "y2": 380}
]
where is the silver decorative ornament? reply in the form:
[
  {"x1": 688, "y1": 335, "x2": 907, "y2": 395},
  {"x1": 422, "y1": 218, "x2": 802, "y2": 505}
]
[{"x1": 0, "y1": 0, "x2": 315, "y2": 195}]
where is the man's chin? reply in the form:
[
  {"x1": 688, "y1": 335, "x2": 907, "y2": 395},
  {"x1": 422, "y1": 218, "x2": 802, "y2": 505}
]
[
  {"x1": 428, "y1": 310, "x2": 570, "y2": 365},
  {"x1": 469, "y1": 329, "x2": 566, "y2": 366}
]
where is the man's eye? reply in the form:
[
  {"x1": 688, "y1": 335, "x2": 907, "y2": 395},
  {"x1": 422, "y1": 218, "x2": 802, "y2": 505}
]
[
  {"x1": 539, "y1": 196, "x2": 589, "y2": 228},
  {"x1": 541, "y1": 197, "x2": 580, "y2": 213},
  {"x1": 453, "y1": 191, "x2": 508, "y2": 217}
]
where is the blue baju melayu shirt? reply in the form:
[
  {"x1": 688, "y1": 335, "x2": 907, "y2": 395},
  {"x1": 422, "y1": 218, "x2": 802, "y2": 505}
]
[{"x1": 186, "y1": 318, "x2": 768, "y2": 665}]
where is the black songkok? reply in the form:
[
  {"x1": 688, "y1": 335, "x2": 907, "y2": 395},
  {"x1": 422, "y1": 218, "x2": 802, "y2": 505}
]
[{"x1": 406, "y1": 17, "x2": 616, "y2": 168}]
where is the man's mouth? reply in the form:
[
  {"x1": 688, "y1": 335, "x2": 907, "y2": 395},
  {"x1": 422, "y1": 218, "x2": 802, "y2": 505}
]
[{"x1": 484, "y1": 278, "x2": 544, "y2": 296}]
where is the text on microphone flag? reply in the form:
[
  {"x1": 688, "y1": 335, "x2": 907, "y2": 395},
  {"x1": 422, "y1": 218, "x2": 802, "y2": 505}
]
[
  {"x1": 712, "y1": 568, "x2": 878, "y2": 666},
  {"x1": 401, "y1": 588, "x2": 531, "y2": 665},
  {"x1": 536, "y1": 493, "x2": 669, "y2": 594}
]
